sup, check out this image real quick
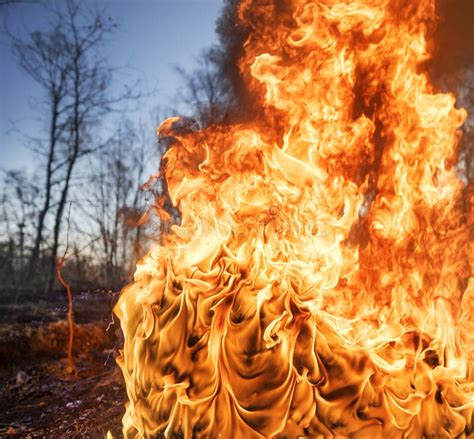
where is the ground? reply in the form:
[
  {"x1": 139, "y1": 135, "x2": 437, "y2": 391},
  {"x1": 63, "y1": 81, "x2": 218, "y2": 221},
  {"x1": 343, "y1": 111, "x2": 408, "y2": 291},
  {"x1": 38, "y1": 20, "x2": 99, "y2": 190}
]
[{"x1": 0, "y1": 289, "x2": 126, "y2": 438}]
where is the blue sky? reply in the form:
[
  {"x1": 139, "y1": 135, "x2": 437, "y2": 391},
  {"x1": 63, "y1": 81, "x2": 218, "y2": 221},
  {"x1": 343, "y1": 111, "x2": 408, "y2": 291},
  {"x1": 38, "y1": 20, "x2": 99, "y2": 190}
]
[{"x1": 0, "y1": 0, "x2": 223, "y2": 171}]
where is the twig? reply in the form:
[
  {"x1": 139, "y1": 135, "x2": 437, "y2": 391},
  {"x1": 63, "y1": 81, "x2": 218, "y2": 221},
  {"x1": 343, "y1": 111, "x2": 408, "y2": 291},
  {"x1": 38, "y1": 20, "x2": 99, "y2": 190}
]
[
  {"x1": 56, "y1": 255, "x2": 76, "y2": 375},
  {"x1": 105, "y1": 312, "x2": 115, "y2": 332},
  {"x1": 104, "y1": 340, "x2": 118, "y2": 367},
  {"x1": 55, "y1": 202, "x2": 76, "y2": 376},
  {"x1": 54, "y1": 205, "x2": 105, "y2": 376}
]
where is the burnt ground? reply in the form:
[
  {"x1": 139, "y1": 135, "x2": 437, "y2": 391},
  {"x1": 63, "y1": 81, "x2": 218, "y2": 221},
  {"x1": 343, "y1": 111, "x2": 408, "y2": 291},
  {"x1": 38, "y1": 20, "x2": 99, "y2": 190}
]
[{"x1": 0, "y1": 289, "x2": 126, "y2": 438}]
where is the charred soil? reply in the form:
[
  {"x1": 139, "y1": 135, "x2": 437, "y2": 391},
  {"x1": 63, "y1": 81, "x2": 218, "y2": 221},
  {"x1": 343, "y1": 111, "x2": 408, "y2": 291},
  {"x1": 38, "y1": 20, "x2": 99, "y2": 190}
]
[{"x1": 0, "y1": 289, "x2": 125, "y2": 438}]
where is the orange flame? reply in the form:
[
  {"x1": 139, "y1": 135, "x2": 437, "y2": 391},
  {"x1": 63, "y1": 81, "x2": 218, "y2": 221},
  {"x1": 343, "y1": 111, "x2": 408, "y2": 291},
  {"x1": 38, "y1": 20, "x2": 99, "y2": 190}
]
[{"x1": 114, "y1": 0, "x2": 473, "y2": 437}]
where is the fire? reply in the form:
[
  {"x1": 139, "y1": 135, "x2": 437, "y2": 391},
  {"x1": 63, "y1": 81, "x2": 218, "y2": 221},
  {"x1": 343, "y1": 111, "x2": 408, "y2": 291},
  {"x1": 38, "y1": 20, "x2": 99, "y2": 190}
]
[{"x1": 114, "y1": 0, "x2": 473, "y2": 437}]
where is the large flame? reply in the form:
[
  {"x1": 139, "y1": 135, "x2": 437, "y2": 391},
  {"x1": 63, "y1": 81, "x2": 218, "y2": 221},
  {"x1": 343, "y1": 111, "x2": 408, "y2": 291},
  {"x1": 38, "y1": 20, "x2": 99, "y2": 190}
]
[{"x1": 114, "y1": 0, "x2": 474, "y2": 437}]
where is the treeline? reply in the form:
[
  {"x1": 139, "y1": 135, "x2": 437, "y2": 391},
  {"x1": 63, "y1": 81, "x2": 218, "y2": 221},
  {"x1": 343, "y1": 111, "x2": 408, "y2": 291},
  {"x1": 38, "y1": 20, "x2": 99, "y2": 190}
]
[
  {"x1": 0, "y1": 118, "x2": 160, "y2": 291},
  {"x1": 0, "y1": 0, "x2": 159, "y2": 291}
]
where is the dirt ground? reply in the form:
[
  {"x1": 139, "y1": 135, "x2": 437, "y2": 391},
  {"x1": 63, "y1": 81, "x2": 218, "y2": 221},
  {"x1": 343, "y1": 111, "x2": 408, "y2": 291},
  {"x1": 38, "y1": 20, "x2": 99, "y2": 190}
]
[{"x1": 0, "y1": 289, "x2": 126, "y2": 438}]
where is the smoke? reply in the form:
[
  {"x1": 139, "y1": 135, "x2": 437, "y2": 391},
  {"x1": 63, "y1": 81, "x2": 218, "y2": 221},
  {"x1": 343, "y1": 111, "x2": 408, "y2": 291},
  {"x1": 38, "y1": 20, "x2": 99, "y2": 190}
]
[
  {"x1": 212, "y1": 0, "x2": 254, "y2": 121},
  {"x1": 430, "y1": 0, "x2": 474, "y2": 76}
]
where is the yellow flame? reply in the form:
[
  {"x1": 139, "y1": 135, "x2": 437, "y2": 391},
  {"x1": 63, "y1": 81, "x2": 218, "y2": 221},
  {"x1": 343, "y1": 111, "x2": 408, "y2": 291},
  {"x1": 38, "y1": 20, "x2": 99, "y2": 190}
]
[{"x1": 115, "y1": 0, "x2": 473, "y2": 437}]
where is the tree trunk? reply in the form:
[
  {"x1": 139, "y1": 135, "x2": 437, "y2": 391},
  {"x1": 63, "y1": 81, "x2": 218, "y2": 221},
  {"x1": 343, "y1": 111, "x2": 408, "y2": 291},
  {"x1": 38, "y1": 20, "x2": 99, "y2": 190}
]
[
  {"x1": 47, "y1": 156, "x2": 76, "y2": 291},
  {"x1": 29, "y1": 101, "x2": 59, "y2": 281},
  {"x1": 47, "y1": 47, "x2": 81, "y2": 292}
]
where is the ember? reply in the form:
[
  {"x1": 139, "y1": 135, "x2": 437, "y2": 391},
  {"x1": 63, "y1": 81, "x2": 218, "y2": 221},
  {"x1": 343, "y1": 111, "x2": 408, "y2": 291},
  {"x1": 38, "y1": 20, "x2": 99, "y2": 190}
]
[{"x1": 115, "y1": 0, "x2": 473, "y2": 437}]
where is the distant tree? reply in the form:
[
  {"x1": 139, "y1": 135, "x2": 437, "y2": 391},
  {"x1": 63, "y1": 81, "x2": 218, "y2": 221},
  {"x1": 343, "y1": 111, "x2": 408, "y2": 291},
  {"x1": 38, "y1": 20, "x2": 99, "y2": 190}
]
[
  {"x1": 126, "y1": 121, "x2": 154, "y2": 268},
  {"x1": 80, "y1": 120, "x2": 152, "y2": 288},
  {"x1": 0, "y1": 179, "x2": 16, "y2": 285},
  {"x1": 175, "y1": 49, "x2": 234, "y2": 127},
  {"x1": 172, "y1": 0, "x2": 256, "y2": 128},
  {"x1": 0, "y1": 171, "x2": 39, "y2": 285}
]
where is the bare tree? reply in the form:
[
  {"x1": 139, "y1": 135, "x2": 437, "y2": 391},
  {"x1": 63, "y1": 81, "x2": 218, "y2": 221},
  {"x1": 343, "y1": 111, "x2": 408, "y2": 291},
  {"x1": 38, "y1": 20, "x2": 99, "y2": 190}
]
[
  {"x1": 0, "y1": 171, "x2": 39, "y2": 286},
  {"x1": 8, "y1": 0, "x2": 140, "y2": 289},
  {"x1": 0, "y1": 180, "x2": 16, "y2": 284},
  {"x1": 47, "y1": 0, "x2": 123, "y2": 290},
  {"x1": 10, "y1": 22, "x2": 72, "y2": 280},
  {"x1": 175, "y1": 48, "x2": 235, "y2": 128},
  {"x1": 80, "y1": 119, "x2": 152, "y2": 288},
  {"x1": 172, "y1": 0, "x2": 255, "y2": 128},
  {"x1": 128, "y1": 121, "x2": 154, "y2": 268}
]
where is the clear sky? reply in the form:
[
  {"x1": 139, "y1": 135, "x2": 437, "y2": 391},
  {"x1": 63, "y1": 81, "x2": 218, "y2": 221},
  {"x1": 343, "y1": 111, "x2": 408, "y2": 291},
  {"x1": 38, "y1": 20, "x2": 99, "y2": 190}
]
[{"x1": 0, "y1": 0, "x2": 223, "y2": 172}]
